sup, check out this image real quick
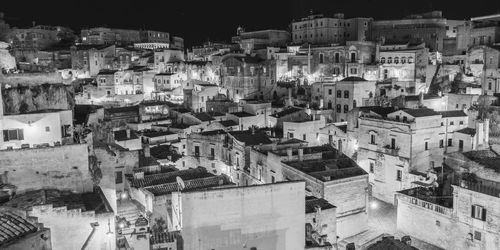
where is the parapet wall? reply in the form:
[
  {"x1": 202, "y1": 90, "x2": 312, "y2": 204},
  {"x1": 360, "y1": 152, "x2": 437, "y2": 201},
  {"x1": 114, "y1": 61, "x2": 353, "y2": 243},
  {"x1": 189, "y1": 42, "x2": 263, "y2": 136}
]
[{"x1": 0, "y1": 143, "x2": 93, "y2": 193}]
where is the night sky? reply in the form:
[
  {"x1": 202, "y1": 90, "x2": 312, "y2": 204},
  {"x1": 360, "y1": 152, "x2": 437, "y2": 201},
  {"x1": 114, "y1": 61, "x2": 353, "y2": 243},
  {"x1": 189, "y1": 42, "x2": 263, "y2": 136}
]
[{"x1": 2, "y1": 0, "x2": 500, "y2": 48}]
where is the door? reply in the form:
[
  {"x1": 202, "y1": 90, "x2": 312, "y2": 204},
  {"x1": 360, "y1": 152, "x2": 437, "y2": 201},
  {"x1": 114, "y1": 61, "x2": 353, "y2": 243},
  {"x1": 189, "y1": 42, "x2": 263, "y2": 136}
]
[{"x1": 459, "y1": 140, "x2": 464, "y2": 151}]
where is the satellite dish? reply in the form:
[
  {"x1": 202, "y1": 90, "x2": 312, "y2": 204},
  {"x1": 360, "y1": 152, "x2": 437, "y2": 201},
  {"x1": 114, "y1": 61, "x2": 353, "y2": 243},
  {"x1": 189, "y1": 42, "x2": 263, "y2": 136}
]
[{"x1": 176, "y1": 176, "x2": 185, "y2": 191}]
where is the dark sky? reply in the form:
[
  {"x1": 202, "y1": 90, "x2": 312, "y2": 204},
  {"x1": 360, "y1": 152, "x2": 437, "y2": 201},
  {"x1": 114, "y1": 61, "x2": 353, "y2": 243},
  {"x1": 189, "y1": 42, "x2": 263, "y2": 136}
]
[{"x1": 2, "y1": 0, "x2": 500, "y2": 48}]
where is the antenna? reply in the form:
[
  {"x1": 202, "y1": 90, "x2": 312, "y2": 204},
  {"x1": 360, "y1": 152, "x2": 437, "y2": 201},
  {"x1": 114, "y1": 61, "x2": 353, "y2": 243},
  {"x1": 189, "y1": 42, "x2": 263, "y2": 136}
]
[{"x1": 176, "y1": 176, "x2": 186, "y2": 190}]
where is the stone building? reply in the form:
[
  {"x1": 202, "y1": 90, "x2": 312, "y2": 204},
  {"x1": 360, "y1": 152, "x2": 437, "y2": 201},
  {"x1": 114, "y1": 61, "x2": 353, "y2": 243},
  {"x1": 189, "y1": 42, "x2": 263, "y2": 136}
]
[
  {"x1": 371, "y1": 11, "x2": 447, "y2": 51},
  {"x1": 465, "y1": 45, "x2": 500, "y2": 95},
  {"x1": 70, "y1": 44, "x2": 116, "y2": 77},
  {"x1": 221, "y1": 54, "x2": 275, "y2": 101},
  {"x1": 232, "y1": 29, "x2": 290, "y2": 54},
  {"x1": 333, "y1": 77, "x2": 376, "y2": 122},
  {"x1": 456, "y1": 14, "x2": 500, "y2": 50},
  {"x1": 291, "y1": 13, "x2": 372, "y2": 45},
  {"x1": 354, "y1": 107, "x2": 448, "y2": 203},
  {"x1": 377, "y1": 42, "x2": 430, "y2": 83}
]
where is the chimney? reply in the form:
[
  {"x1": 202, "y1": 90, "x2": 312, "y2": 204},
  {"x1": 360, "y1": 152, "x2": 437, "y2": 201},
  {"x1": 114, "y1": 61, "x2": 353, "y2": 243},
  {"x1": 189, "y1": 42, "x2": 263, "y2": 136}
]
[
  {"x1": 144, "y1": 144, "x2": 151, "y2": 158},
  {"x1": 419, "y1": 91, "x2": 424, "y2": 107},
  {"x1": 286, "y1": 148, "x2": 293, "y2": 161},
  {"x1": 126, "y1": 129, "x2": 131, "y2": 139},
  {"x1": 484, "y1": 118, "x2": 490, "y2": 146},
  {"x1": 298, "y1": 148, "x2": 304, "y2": 161},
  {"x1": 475, "y1": 120, "x2": 484, "y2": 149}
]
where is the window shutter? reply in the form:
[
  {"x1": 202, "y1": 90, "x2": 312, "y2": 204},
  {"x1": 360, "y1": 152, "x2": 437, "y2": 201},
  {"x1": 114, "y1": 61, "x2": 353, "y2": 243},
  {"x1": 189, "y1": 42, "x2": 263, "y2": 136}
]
[
  {"x1": 471, "y1": 205, "x2": 475, "y2": 218},
  {"x1": 3, "y1": 130, "x2": 9, "y2": 141},
  {"x1": 482, "y1": 209, "x2": 487, "y2": 221},
  {"x1": 18, "y1": 129, "x2": 24, "y2": 140}
]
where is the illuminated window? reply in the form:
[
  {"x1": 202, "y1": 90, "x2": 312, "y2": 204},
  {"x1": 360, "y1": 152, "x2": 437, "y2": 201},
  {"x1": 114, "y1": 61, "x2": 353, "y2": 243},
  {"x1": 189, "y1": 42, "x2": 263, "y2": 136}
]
[
  {"x1": 387, "y1": 57, "x2": 392, "y2": 64},
  {"x1": 401, "y1": 57, "x2": 406, "y2": 64},
  {"x1": 380, "y1": 57, "x2": 386, "y2": 64},
  {"x1": 394, "y1": 57, "x2": 399, "y2": 64}
]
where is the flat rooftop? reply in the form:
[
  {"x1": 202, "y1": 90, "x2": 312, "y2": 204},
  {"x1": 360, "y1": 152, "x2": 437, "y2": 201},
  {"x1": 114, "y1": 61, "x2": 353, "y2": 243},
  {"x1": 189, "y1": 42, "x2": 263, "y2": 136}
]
[
  {"x1": 305, "y1": 196, "x2": 335, "y2": 214},
  {"x1": 398, "y1": 187, "x2": 453, "y2": 208},
  {"x1": 287, "y1": 156, "x2": 366, "y2": 182},
  {"x1": 3, "y1": 188, "x2": 112, "y2": 214}
]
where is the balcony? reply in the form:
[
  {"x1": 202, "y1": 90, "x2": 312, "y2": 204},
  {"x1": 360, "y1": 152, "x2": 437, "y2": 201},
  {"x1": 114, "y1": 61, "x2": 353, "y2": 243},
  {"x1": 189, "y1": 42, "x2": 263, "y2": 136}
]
[
  {"x1": 453, "y1": 175, "x2": 500, "y2": 198},
  {"x1": 382, "y1": 145, "x2": 400, "y2": 156},
  {"x1": 397, "y1": 187, "x2": 453, "y2": 217}
]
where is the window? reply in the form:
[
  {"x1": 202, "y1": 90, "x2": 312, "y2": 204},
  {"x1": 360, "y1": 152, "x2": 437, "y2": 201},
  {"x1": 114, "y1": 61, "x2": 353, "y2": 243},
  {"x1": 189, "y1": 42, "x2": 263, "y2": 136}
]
[
  {"x1": 334, "y1": 53, "x2": 340, "y2": 63},
  {"x1": 288, "y1": 132, "x2": 294, "y2": 139},
  {"x1": 210, "y1": 148, "x2": 215, "y2": 158},
  {"x1": 194, "y1": 146, "x2": 200, "y2": 156},
  {"x1": 337, "y1": 90, "x2": 342, "y2": 98},
  {"x1": 303, "y1": 134, "x2": 306, "y2": 140},
  {"x1": 319, "y1": 53, "x2": 324, "y2": 64},
  {"x1": 489, "y1": 82, "x2": 492, "y2": 90},
  {"x1": 271, "y1": 176, "x2": 275, "y2": 183},
  {"x1": 344, "y1": 91, "x2": 349, "y2": 98},
  {"x1": 3, "y1": 129, "x2": 24, "y2": 141},
  {"x1": 450, "y1": 121, "x2": 454, "y2": 125},
  {"x1": 459, "y1": 121, "x2": 464, "y2": 125},
  {"x1": 391, "y1": 138, "x2": 396, "y2": 149},
  {"x1": 45, "y1": 126, "x2": 50, "y2": 132},
  {"x1": 394, "y1": 57, "x2": 399, "y2": 64},
  {"x1": 370, "y1": 134, "x2": 376, "y2": 144},
  {"x1": 350, "y1": 68, "x2": 357, "y2": 74},
  {"x1": 396, "y1": 115, "x2": 400, "y2": 121},
  {"x1": 439, "y1": 139, "x2": 444, "y2": 148},
  {"x1": 115, "y1": 171, "x2": 123, "y2": 184},
  {"x1": 425, "y1": 141, "x2": 429, "y2": 150},
  {"x1": 408, "y1": 56, "x2": 414, "y2": 63},
  {"x1": 401, "y1": 57, "x2": 406, "y2": 64},
  {"x1": 353, "y1": 100, "x2": 357, "y2": 108},
  {"x1": 448, "y1": 138, "x2": 453, "y2": 146},
  {"x1": 336, "y1": 104, "x2": 341, "y2": 113},
  {"x1": 380, "y1": 57, "x2": 386, "y2": 64},
  {"x1": 369, "y1": 162, "x2": 374, "y2": 173},
  {"x1": 350, "y1": 52, "x2": 356, "y2": 62},
  {"x1": 471, "y1": 205, "x2": 487, "y2": 221},
  {"x1": 396, "y1": 170, "x2": 402, "y2": 181},
  {"x1": 328, "y1": 89, "x2": 332, "y2": 95},
  {"x1": 387, "y1": 57, "x2": 392, "y2": 64},
  {"x1": 343, "y1": 105, "x2": 349, "y2": 113}
]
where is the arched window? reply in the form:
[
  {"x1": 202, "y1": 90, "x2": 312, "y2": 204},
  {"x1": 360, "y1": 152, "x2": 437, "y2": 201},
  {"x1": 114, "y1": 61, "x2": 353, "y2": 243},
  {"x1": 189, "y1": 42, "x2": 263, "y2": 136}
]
[
  {"x1": 353, "y1": 100, "x2": 357, "y2": 108},
  {"x1": 337, "y1": 90, "x2": 342, "y2": 98},
  {"x1": 336, "y1": 104, "x2": 341, "y2": 113},
  {"x1": 401, "y1": 57, "x2": 406, "y2": 64},
  {"x1": 344, "y1": 90, "x2": 349, "y2": 98},
  {"x1": 394, "y1": 57, "x2": 399, "y2": 64},
  {"x1": 408, "y1": 56, "x2": 414, "y2": 63},
  {"x1": 380, "y1": 57, "x2": 386, "y2": 64},
  {"x1": 387, "y1": 57, "x2": 393, "y2": 64},
  {"x1": 343, "y1": 105, "x2": 349, "y2": 113}
]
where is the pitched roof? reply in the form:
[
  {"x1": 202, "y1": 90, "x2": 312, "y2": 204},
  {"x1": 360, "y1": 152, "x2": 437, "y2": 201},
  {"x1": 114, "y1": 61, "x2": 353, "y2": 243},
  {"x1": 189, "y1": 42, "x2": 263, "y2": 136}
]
[
  {"x1": 462, "y1": 150, "x2": 500, "y2": 172},
  {"x1": 341, "y1": 76, "x2": 367, "y2": 82},
  {"x1": 359, "y1": 106, "x2": 396, "y2": 117},
  {"x1": 438, "y1": 110, "x2": 468, "y2": 118},
  {"x1": 114, "y1": 130, "x2": 139, "y2": 141},
  {"x1": 0, "y1": 212, "x2": 38, "y2": 247},
  {"x1": 144, "y1": 175, "x2": 232, "y2": 196},
  {"x1": 270, "y1": 107, "x2": 303, "y2": 118},
  {"x1": 401, "y1": 108, "x2": 440, "y2": 117},
  {"x1": 230, "y1": 111, "x2": 255, "y2": 117},
  {"x1": 229, "y1": 130, "x2": 272, "y2": 146},
  {"x1": 367, "y1": 236, "x2": 418, "y2": 250},
  {"x1": 220, "y1": 120, "x2": 238, "y2": 127},
  {"x1": 129, "y1": 168, "x2": 213, "y2": 188},
  {"x1": 455, "y1": 127, "x2": 476, "y2": 136},
  {"x1": 305, "y1": 196, "x2": 336, "y2": 214},
  {"x1": 193, "y1": 112, "x2": 215, "y2": 122}
]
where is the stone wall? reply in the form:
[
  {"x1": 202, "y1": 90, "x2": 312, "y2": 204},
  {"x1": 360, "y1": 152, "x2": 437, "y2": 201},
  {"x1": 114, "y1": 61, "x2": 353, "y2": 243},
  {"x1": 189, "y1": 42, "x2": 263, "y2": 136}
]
[
  {"x1": 0, "y1": 144, "x2": 93, "y2": 193},
  {"x1": 176, "y1": 182, "x2": 305, "y2": 250}
]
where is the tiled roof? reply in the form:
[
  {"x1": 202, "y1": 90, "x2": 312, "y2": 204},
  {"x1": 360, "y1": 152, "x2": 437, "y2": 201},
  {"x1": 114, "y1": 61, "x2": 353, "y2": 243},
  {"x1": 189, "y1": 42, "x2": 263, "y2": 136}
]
[
  {"x1": 0, "y1": 212, "x2": 38, "y2": 247},
  {"x1": 97, "y1": 69, "x2": 118, "y2": 75},
  {"x1": 169, "y1": 123, "x2": 191, "y2": 129},
  {"x1": 360, "y1": 106, "x2": 396, "y2": 117},
  {"x1": 341, "y1": 76, "x2": 367, "y2": 81},
  {"x1": 130, "y1": 168, "x2": 213, "y2": 188},
  {"x1": 336, "y1": 124, "x2": 347, "y2": 133},
  {"x1": 193, "y1": 112, "x2": 215, "y2": 122},
  {"x1": 462, "y1": 150, "x2": 500, "y2": 172},
  {"x1": 401, "y1": 108, "x2": 440, "y2": 117},
  {"x1": 367, "y1": 236, "x2": 418, "y2": 250},
  {"x1": 305, "y1": 196, "x2": 335, "y2": 214},
  {"x1": 142, "y1": 130, "x2": 176, "y2": 138},
  {"x1": 229, "y1": 130, "x2": 272, "y2": 146},
  {"x1": 114, "y1": 130, "x2": 139, "y2": 141},
  {"x1": 270, "y1": 107, "x2": 303, "y2": 118},
  {"x1": 455, "y1": 127, "x2": 476, "y2": 136},
  {"x1": 220, "y1": 120, "x2": 238, "y2": 127},
  {"x1": 150, "y1": 231, "x2": 179, "y2": 245},
  {"x1": 144, "y1": 175, "x2": 231, "y2": 196},
  {"x1": 230, "y1": 111, "x2": 255, "y2": 117},
  {"x1": 438, "y1": 110, "x2": 468, "y2": 118}
]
